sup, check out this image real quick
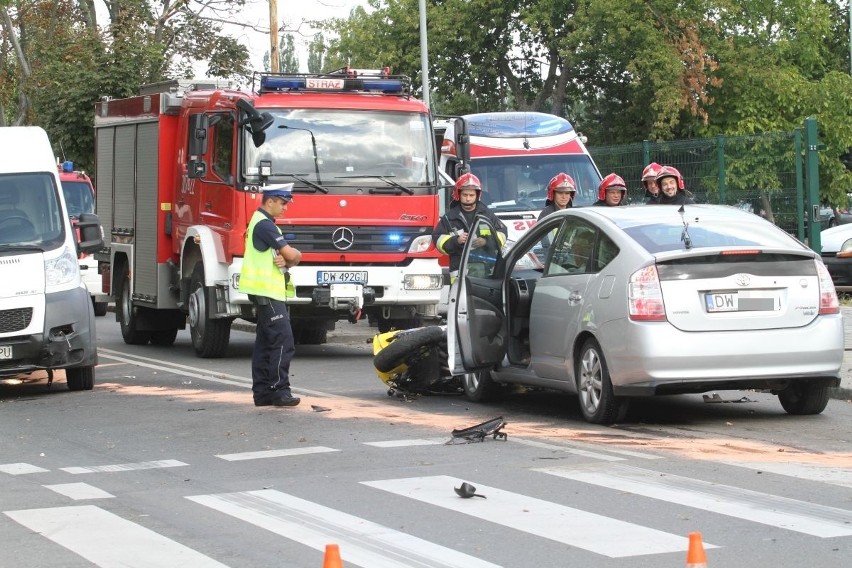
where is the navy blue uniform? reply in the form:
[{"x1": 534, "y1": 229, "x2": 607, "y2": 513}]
[{"x1": 249, "y1": 209, "x2": 296, "y2": 403}]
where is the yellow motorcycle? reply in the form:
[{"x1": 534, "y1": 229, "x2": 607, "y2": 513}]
[{"x1": 372, "y1": 325, "x2": 462, "y2": 398}]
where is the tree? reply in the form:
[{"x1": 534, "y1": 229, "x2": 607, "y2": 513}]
[
  {"x1": 280, "y1": 34, "x2": 299, "y2": 73},
  {"x1": 307, "y1": 32, "x2": 325, "y2": 73}
]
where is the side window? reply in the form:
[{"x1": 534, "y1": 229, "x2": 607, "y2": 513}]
[
  {"x1": 545, "y1": 220, "x2": 597, "y2": 275},
  {"x1": 594, "y1": 233, "x2": 620, "y2": 270},
  {"x1": 211, "y1": 113, "x2": 235, "y2": 183}
]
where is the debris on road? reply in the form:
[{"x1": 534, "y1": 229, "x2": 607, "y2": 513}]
[
  {"x1": 454, "y1": 482, "x2": 486, "y2": 499},
  {"x1": 447, "y1": 416, "x2": 507, "y2": 444}
]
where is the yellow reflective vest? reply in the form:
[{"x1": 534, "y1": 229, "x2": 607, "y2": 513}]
[{"x1": 239, "y1": 210, "x2": 293, "y2": 301}]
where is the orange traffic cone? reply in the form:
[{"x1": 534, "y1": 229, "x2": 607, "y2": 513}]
[
  {"x1": 322, "y1": 543, "x2": 344, "y2": 568},
  {"x1": 686, "y1": 531, "x2": 708, "y2": 567}
]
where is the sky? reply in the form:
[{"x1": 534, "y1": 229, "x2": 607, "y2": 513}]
[{"x1": 224, "y1": 0, "x2": 368, "y2": 73}]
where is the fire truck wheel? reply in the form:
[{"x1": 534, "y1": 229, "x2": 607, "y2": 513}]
[
  {"x1": 295, "y1": 327, "x2": 328, "y2": 345},
  {"x1": 118, "y1": 266, "x2": 151, "y2": 345},
  {"x1": 188, "y1": 262, "x2": 231, "y2": 358}
]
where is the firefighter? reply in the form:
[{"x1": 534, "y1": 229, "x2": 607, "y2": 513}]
[
  {"x1": 655, "y1": 166, "x2": 695, "y2": 205},
  {"x1": 239, "y1": 184, "x2": 303, "y2": 407},
  {"x1": 433, "y1": 173, "x2": 507, "y2": 277},
  {"x1": 593, "y1": 173, "x2": 627, "y2": 206},
  {"x1": 642, "y1": 162, "x2": 662, "y2": 204},
  {"x1": 537, "y1": 173, "x2": 577, "y2": 221}
]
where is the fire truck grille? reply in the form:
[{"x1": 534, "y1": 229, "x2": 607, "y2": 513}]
[
  {"x1": 282, "y1": 226, "x2": 430, "y2": 253},
  {"x1": 0, "y1": 307, "x2": 33, "y2": 333}
]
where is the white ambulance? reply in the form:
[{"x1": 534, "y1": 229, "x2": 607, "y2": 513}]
[
  {"x1": 0, "y1": 127, "x2": 103, "y2": 390},
  {"x1": 437, "y1": 112, "x2": 603, "y2": 244}
]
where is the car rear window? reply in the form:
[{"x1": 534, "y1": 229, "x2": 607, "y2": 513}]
[{"x1": 622, "y1": 220, "x2": 803, "y2": 253}]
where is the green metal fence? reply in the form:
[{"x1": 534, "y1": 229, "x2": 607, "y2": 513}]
[{"x1": 588, "y1": 129, "x2": 820, "y2": 242}]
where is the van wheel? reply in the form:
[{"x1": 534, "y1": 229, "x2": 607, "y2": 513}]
[
  {"x1": 373, "y1": 326, "x2": 445, "y2": 373},
  {"x1": 92, "y1": 300, "x2": 108, "y2": 317},
  {"x1": 778, "y1": 382, "x2": 830, "y2": 415},
  {"x1": 576, "y1": 338, "x2": 629, "y2": 424},
  {"x1": 188, "y1": 262, "x2": 231, "y2": 358},
  {"x1": 66, "y1": 366, "x2": 94, "y2": 391},
  {"x1": 150, "y1": 328, "x2": 179, "y2": 346},
  {"x1": 118, "y1": 267, "x2": 150, "y2": 345}
]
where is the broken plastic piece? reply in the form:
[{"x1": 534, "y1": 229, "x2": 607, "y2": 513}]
[
  {"x1": 454, "y1": 482, "x2": 486, "y2": 499},
  {"x1": 447, "y1": 416, "x2": 508, "y2": 444}
]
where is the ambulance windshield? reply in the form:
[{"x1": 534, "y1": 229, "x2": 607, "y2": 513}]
[
  {"x1": 0, "y1": 173, "x2": 65, "y2": 250},
  {"x1": 242, "y1": 109, "x2": 437, "y2": 194}
]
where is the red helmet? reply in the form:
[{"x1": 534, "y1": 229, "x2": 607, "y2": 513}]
[
  {"x1": 452, "y1": 172, "x2": 482, "y2": 201},
  {"x1": 597, "y1": 173, "x2": 627, "y2": 201},
  {"x1": 656, "y1": 165, "x2": 685, "y2": 190},
  {"x1": 641, "y1": 162, "x2": 661, "y2": 186},
  {"x1": 546, "y1": 173, "x2": 577, "y2": 201}
]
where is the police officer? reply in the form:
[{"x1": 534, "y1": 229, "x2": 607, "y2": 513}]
[
  {"x1": 239, "y1": 184, "x2": 303, "y2": 407},
  {"x1": 537, "y1": 173, "x2": 576, "y2": 221},
  {"x1": 433, "y1": 173, "x2": 507, "y2": 276}
]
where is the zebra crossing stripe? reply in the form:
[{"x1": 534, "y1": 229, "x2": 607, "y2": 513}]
[
  {"x1": 721, "y1": 460, "x2": 852, "y2": 489},
  {"x1": 60, "y1": 459, "x2": 188, "y2": 474},
  {"x1": 187, "y1": 489, "x2": 502, "y2": 568},
  {"x1": 535, "y1": 463, "x2": 852, "y2": 537},
  {"x1": 216, "y1": 446, "x2": 339, "y2": 461},
  {"x1": 363, "y1": 438, "x2": 447, "y2": 447},
  {"x1": 362, "y1": 475, "x2": 695, "y2": 558},
  {"x1": 4, "y1": 505, "x2": 228, "y2": 568},
  {"x1": 0, "y1": 462, "x2": 49, "y2": 475},
  {"x1": 43, "y1": 483, "x2": 114, "y2": 500}
]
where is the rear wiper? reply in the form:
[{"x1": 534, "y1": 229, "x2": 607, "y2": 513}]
[
  {"x1": 335, "y1": 175, "x2": 414, "y2": 195},
  {"x1": 274, "y1": 173, "x2": 329, "y2": 194}
]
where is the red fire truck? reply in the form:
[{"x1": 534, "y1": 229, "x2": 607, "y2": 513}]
[{"x1": 94, "y1": 71, "x2": 444, "y2": 358}]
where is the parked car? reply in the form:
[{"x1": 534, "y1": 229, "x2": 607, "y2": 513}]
[
  {"x1": 447, "y1": 204, "x2": 843, "y2": 424},
  {"x1": 819, "y1": 223, "x2": 852, "y2": 291}
]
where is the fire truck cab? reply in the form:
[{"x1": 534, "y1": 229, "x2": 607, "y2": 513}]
[{"x1": 95, "y1": 71, "x2": 444, "y2": 357}]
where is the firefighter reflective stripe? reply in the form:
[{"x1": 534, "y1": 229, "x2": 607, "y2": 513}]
[
  {"x1": 239, "y1": 211, "x2": 291, "y2": 302},
  {"x1": 436, "y1": 234, "x2": 452, "y2": 254}
]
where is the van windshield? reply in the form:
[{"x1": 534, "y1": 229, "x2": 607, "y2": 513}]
[
  {"x1": 472, "y1": 154, "x2": 602, "y2": 212},
  {"x1": 242, "y1": 109, "x2": 437, "y2": 195},
  {"x1": 0, "y1": 173, "x2": 65, "y2": 249}
]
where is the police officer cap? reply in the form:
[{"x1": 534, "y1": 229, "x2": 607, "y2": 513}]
[{"x1": 262, "y1": 183, "x2": 294, "y2": 201}]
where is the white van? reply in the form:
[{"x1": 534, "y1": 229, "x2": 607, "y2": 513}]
[{"x1": 0, "y1": 127, "x2": 103, "y2": 390}]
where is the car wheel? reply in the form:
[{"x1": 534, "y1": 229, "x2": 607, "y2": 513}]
[
  {"x1": 66, "y1": 366, "x2": 94, "y2": 391},
  {"x1": 92, "y1": 300, "x2": 108, "y2": 317},
  {"x1": 461, "y1": 370, "x2": 502, "y2": 402},
  {"x1": 575, "y1": 338, "x2": 628, "y2": 424},
  {"x1": 777, "y1": 381, "x2": 830, "y2": 415},
  {"x1": 373, "y1": 326, "x2": 445, "y2": 373}
]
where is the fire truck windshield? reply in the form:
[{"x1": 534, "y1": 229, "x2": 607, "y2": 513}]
[{"x1": 243, "y1": 109, "x2": 436, "y2": 195}]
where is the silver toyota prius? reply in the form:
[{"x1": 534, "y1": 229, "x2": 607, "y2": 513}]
[{"x1": 447, "y1": 204, "x2": 844, "y2": 424}]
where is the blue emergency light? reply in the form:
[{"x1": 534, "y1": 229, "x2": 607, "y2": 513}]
[
  {"x1": 62, "y1": 161, "x2": 75, "y2": 172},
  {"x1": 386, "y1": 232, "x2": 403, "y2": 244},
  {"x1": 259, "y1": 74, "x2": 407, "y2": 94}
]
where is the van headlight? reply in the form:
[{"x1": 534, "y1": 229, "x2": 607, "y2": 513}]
[
  {"x1": 404, "y1": 274, "x2": 442, "y2": 290},
  {"x1": 45, "y1": 246, "x2": 79, "y2": 288}
]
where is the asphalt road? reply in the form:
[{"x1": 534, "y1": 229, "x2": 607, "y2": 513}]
[{"x1": 1, "y1": 318, "x2": 851, "y2": 568}]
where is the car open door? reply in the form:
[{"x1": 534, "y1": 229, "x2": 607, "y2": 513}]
[{"x1": 447, "y1": 216, "x2": 507, "y2": 375}]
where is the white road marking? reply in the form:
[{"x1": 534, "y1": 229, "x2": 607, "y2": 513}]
[
  {"x1": 4, "y1": 505, "x2": 229, "y2": 567},
  {"x1": 364, "y1": 438, "x2": 448, "y2": 447},
  {"x1": 0, "y1": 462, "x2": 49, "y2": 475},
  {"x1": 188, "y1": 489, "x2": 503, "y2": 568},
  {"x1": 215, "y1": 446, "x2": 339, "y2": 461},
  {"x1": 43, "y1": 483, "x2": 115, "y2": 500},
  {"x1": 536, "y1": 463, "x2": 852, "y2": 537},
  {"x1": 721, "y1": 460, "x2": 852, "y2": 489},
  {"x1": 511, "y1": 437, "x2": 662, "y2": 460},
  {"x1": 362, "y1": 475, "x2": 696, "y2": 558},
  {"x1": 60, "y1": 459, "x2": 188, "y2": 474}
]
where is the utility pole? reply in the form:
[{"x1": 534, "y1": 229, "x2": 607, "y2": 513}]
[
  {"x1": 418, "y1": 0, "x2": 430, "y2": 107},
  {"x1": 269, "y1": 0, "x2": 279, "y2": 73}
]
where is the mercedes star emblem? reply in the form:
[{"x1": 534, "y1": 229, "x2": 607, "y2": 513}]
[{"x1": 331, "y1": 227, "x2": 355, "y2": 250}]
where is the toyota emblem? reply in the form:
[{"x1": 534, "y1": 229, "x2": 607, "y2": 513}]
[
  {"x1": 331, "y1": 227, "x2": 355, "y2": 250},
  {"x1": 735, "y1": 273, "x2": 751, "y2": 287}
]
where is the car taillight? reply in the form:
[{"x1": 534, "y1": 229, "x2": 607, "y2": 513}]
[
  {"x1": 815, "y1": 259, "x2": 840, "y2": 315},
  {"x1": 628, "y1": 265, "x2": 666, "y2": 321}
]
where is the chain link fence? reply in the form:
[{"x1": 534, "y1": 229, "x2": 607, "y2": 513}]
[{"x1": 588, "y1": 131, "x2": 824, "y2": 239}]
